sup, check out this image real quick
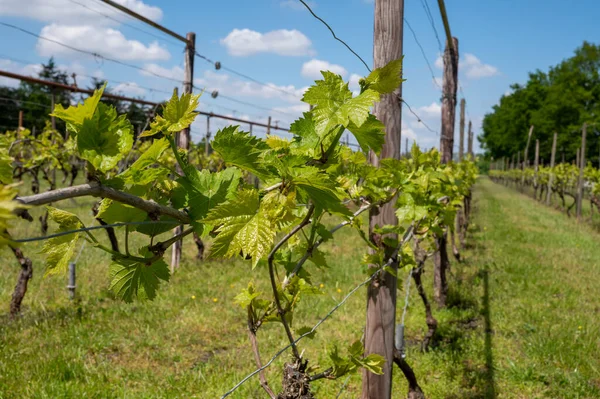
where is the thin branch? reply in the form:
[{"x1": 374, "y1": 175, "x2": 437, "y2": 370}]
[
  {"x1": 149, "y1": 227, "x2": 194, "y2": 254},
  {"x1": 262, "y1": 182, "x2": 282, "y2": 193},
  {"x1": 309, "y1": 368, "x2": 334, "y2": 381},
  {"x1": 15, "y1": 182, "x2": 190, "y2": 223},
  {"x1": 266, "y1": 204, "x2": 315, "y2": 360},
  {"x1": 283, "y1": 201, "x2": 373, "y2": 288},
  {"x1": 221, "y1": 224, "x2": 419, "y2": 398},
  {"x1": 247, "y1": 305, "x2": 277, "y2": 399},
  {"x1": 220, "y1": 270, "x2": 381, "y2": 399}
]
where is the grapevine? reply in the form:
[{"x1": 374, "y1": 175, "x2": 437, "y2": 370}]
[{"x1": 0, "y1": 61, "x2": 476, "y2": 397}]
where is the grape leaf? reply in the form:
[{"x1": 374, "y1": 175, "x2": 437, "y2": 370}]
[
  {"x1": 172, "y1": 167, "x2": 241, "y2": 235},
  {"x1": 346, "y1": 114, "x2": 386, "y2": 156},
  {"x1": 361, "y1": 58, "x2": 404, "y2": 94},
  {"x1": 0, "y1": 149, "x2": 14, "y2": 184},
  {"x1": 204, "y1": 189, "x2": 276, "y2": 268},
  {"x1": 302, "y1": 71, "x2": 380, "y2": 135},
  {"x1": 117, "y1": 138, "x2": 169, "y2": 181},
  {"x1": 51, "y1": 82, "x2": 105, "y2": 136},
  {"x1": 40, "y1": 207, "x2": 83, "y2": 276},
  {"x1": 212, "y1": 126, "x2": 272, "y2": 179},
  {"x1": 140, "y1": 90, "x2": 200, "y2": 137},
  {"x1": 289, "y1": 167, "x2": 352, "y2": 216},
  {"x1": 77, "y1": 103, "x2": 133, "y2": 172},
  {"x1": 96, "y1": 198, "x2": 146, "y2": 224},
  {"x1": 109, "y1": 248, "x2": 170, "y2": 303}
]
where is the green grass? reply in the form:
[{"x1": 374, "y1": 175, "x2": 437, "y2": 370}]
[{"x1": 0, "y1": 176, "x2": 599, "y2": 398}]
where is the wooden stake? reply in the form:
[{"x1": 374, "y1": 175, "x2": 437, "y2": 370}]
[
  {"x1": 171, "y1": 32, "x2": 195, "y2": 273},
  {"x1": 205, "y1": 116, "x2": 210, "y2": 156},
  {"x1": 267, "y1": 116, "x2": 271, "y2": 135},
  {"x1": 439, "y1": 37, "x2": 459, "y2": 163},
  {"x1": 459, "y1": 98, "x2": 465, "y2": 161},
  {"x1": 534, "y1": 139, "x2": 539, "y2": 199},
  {"x1": 363, "y1": 0, "x2": 404, "y2": 396},
  {"x1": 523, "y1": 125, "x2": 534, "y2": 167},
  {"x1": 547, "y1": 132, "x2": 557, "y2": 205},
  {"x1": 467, "y1": 120, "x2": 473, "y2": 158},
  {"x1": 18, "y1": 110, "x2": 23, "y2": 131},
  {"x1": 577, "y1": 123, "x2": 587, "y2": 220},
  {"x1": 51, "y1": 93, "x2": 56, "y2": 130}
]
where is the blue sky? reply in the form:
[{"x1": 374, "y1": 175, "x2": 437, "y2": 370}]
[{"x1": 0, "y1": 0, "x2": 598, "y2": 153}]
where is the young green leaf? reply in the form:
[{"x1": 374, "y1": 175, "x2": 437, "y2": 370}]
[
  {"x1": 346, "y1": 114, "x2": 386, "y2": 156},
  {"x1": 211, "y1": 126, "x2": 271, "y2": 179},
  {"x1": 96, "y1": 198, "x2": 146, "y2": 224},
  {"x1": 140, "y1": 90, "x2": 200, "y2": 137},
  {"x1": 40, "y1": 207, "x2": 84, "y2": 276},
  {"x1": 109, "y1": 248, "x2": 170, "y2": 303},
  {"x1": 77, "y1": 103, "x2": 134, "y2": 173},
  {"x1": 51, "y1": 82, "x2": 105, "y2": 135},
  {"x1": 361, "y1": 58, "x2": 404, "y2": 94},
  {"x1": 172, "y1": 167, "x2": 241, "y2": 235},
  {"x1": 204, "y1": 189, "x2": 276, "y2": 268}
]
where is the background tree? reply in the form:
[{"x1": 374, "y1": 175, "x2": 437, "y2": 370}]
[{"x1": 480, "y1": 41, "x2": 600, "y2": 164}]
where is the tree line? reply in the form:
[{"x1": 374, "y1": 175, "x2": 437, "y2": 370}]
[
  {"x1": 480, "y1": 41, "x2": 600, "y2": 164},
  {"x1": 0, "y1": 57, "x2": 152, "y2": 135}
]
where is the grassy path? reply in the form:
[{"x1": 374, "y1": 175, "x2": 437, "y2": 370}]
[
  {"x1": 452, "y1": 177, "x2": 600, "y2": 398},
  {"x1": 0, "y1": 177, "x2": 599, "y2": 398}
]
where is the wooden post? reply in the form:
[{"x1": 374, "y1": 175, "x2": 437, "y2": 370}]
[
  {"x1": 534, "y1": 140, "x2": 539, "y2": 200},
  {"x1": 547, "y1": 132, "x2": 557, "y2": 205},
  {"x1": 577, "y1": 123, "x2": 587, "y2": 220},
  {"x1": 458, "y1": 98, "x2": 465, "y2": 161},
  {"x1": 267, "y1": 116, "x2": 271, "y2": 135},
  {"x1": 576, "y1": 147, "x2": 580, "y2": 168},
  {"x1": 18, "y1": 110, "x2": 23, "y2": 131},
  {"x1": 363, "y1": 0, "x2": 404, "y2": 397},
  {"x1": 434, "y1": 35, "x2": 457, "y2": 311},
  {"x1": 467, "y1": 120, "x2": 473, "y2": 158},
  {"x1": 439, "y1": 37, "x2": 459, "y2": 163},
  {"x1": 51, "y1": 93, "x2": 56, "y2": 130},
  {"x1": 67, "y1": 262, "x2": 76, "y2": 300},
  {"x1": 171, "y1": 32, "x2": 195, "y2": 273},
  {"x1": 205, "y1": 116, "x2": 211, "y2": 156},
  {"x1": 523, "y1": 125, "x2": 534, "y2": 168}
]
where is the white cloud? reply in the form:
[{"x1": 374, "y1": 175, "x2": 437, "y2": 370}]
[
  {"x1": 349, "y1": 73, "x2": 362, "y2": 90},
  {"x1": 432, "y1": 76, "x2": 443, "y2": 90},
  {"x1": 220, "y1": 28, "x2": 315, "y2": 57},
  {"x1": 301, "y1": 59, "x2": 348, "y2": 80},
  {"x1": 196, "y1": 70, "x2": 308, "y2": 104},
  {"x1": 141, "y1": 64, "x2": 184, "y2": 81},
  {"x1": 417, "y1": 102, "x2": 442, "y2": 119},
  {"x1": 113, "y1": 82, "x2": 146, "y2": 96},
  {"x1": 435, "y1": 53, "x2": 499, "y2": 79},
  {"x1": 462, "y1": 53, "x2": 499, "y2": 79},
  {"x1": 280, "y1": 0, "x2": 315, "y2": 10},
  {"x1": 37, "y1": 24, "x2": 170, "y2": 61},
  {"x1": 0, "y1": 0, "x2": 162, "y2": 25}
]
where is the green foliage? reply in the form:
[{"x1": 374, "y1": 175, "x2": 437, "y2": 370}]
[
  {"x1": 51, "y1": 82, "x2": 104, "y2": 136},
  {"x1": 78, "y1": 103, "x2": 133, "y2": 173},
  {"x1": 1, "y1": 58, "x2": 477, "y2": 389},
  {"x1": 140, "y1": 90, "x2": 200, "y2": 138},
  {"x1": 328, "y1": 340, "x2": 386, "y2": 377},
  {"x1": 481, "y1": 41, "x2": 600, "y2": 162},
  {"x1": 109, "y1": 248, "x2": 170, "y2": 302},
  {"x1": 40, "y1": 207, "x2": 84, "y2": 276}
]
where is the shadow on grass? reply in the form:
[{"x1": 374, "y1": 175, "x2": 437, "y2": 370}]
[{"x1": 431, "y1": 261, "x2": 497, "y2": 399}]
